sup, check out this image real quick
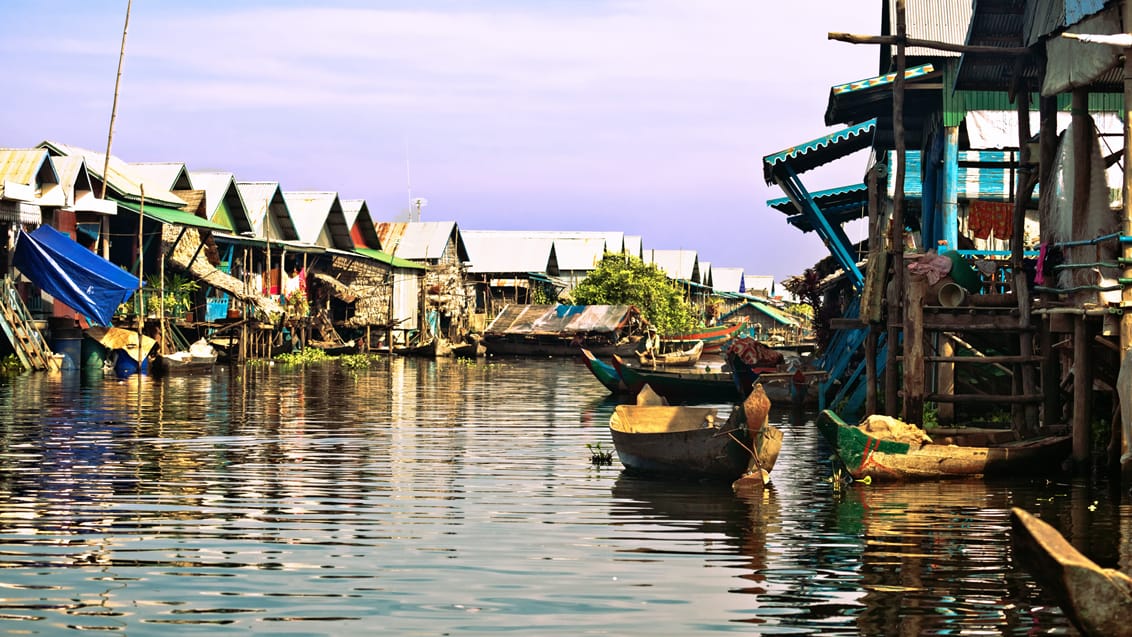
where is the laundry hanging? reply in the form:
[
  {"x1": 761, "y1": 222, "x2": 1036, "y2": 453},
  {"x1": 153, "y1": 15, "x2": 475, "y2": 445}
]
[{"x1": 967, "y1": 200, "x2": 1013, "y2": 240}]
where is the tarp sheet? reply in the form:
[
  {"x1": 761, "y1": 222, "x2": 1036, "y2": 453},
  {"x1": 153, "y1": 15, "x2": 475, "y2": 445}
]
[
  {"x1": 14, "y1": 225, "x2": 138, "y2": 326},
  {"x1": 485, "y1": 304, "x2": 638, "y2": 335}
]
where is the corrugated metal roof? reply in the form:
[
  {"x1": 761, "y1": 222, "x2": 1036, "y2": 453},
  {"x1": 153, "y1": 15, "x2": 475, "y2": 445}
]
[
  {"x1": 825, "y1": 64, "x2": 939, "y2": 127},
  {"x1": 485, "y1": 304, "x2": 639, "y2": 336},
  {"x1": 236, "y1": 181, "x2": 299, "y2": 242},
  {"x1": 0, "y1": 148, "x2": 61, "y2": 207},
  {"x1": 762, "y1": 119, "x2": 876, "y2": 185},
  {"x1": 355, "y1": 247, "x2": 426, "y2": 270},
  {"x1": 766, "y1": 183, "x2": 869, "y2": 233},
  {"x1": 130, "y1": 162, "x2": 192, "y2": 192},
  {"x1": 711, "y1": 267, "x2": 744, "y2": 293},
  {"x1": 645, "y1": 249, "x2": 698, "y2": 282},
  {"x1": 553, "y1": 237, "x2": 608, "y2": 270},
  {"x1": 884, "y1": 0, "x2": 973, "y2": 58},
  {"x1": 282, "y1": 191, "x2": 353, "y2": 250},
  {"x1": 462, "y1": 230, "x2": 557, "y2": 274},
  {"x1": 744, "y1": 275, "x2": 774, "y2": 295},
  {"x1": 375, "y1": 221, "x2": 464, "y2": 261},
  {"x1": 38, "y1": 141, "x2": 185, "y2": 207},
  {"x1": 189, "y1": 171, "x2": 254, "y2": 235},
  {"x1": 341, "y1": 199, "x2": 383, "y2": 250},
  {"x1": 1024, "y1": 0, "x2": 1107, "y2": 45},
  {"x1": 624, "y1": 235, "x2": 643, "y2": 259}
]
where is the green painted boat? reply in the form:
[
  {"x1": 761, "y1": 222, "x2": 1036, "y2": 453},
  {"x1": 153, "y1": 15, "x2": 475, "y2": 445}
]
[{"x1": 816, "y1": 409, "x2": 1071, "y2": 482}]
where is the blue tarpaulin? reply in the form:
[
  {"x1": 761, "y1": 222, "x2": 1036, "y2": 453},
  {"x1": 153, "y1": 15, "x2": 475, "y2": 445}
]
[{"x1": 13, "y1": 225, "x2": 139, "y2": 326}]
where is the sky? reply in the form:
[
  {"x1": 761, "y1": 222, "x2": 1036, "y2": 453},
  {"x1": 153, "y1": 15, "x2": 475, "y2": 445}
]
[{"x1": 1, "y1": 1, "x2": 880, "y2": 284}]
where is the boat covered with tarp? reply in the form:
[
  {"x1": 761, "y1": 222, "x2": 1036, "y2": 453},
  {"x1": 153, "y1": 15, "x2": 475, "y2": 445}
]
[{"x1": 483, "y1": 304, "x2": 648, "y2": 357}]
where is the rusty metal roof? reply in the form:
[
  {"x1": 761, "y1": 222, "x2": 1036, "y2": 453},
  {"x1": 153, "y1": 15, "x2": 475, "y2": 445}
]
[
  {"x1": 375, "y1": 221, "x2": 468, "y2": 262},
  {"x1": 485, "y1": 304, "x2": 641, "y2": 336}
]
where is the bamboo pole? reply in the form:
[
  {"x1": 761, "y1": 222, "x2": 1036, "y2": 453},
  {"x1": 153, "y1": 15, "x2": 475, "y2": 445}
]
[
  {"x1": 100, "y1": 0, "x2": 132, "y2": 260},
  {"x1": 888, "y1": 0, "x2": 907, "y2": 419},
  {"x1": 136, "y1": 185, "x2": 145, "y2": 377},
  {"x1": 828, "y1": 32, "x2": 1029, "y2": 56}
]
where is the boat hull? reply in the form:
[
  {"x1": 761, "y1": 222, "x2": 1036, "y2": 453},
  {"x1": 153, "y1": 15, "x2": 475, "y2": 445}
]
[
  {"x1": 581, "y1": 348, "x2": 627, "y2": 393},
  {"x1": 666, "y1": 322, "x2": 743, "y2": 354},
  {"x1": 484, "y1": 335, "x2": 642, "y2": 358},
  {"x1": 614, "y1": 356, "x2": 742, "y2": 404},
  {"x1": 816, "y1": 410, "x2": 1072, "y2": 481},
  {"x1": 1011, "y1": 507, "x2": 1132, "y2": 637},
  {"x1": 609, "y1": 405, "x2": 751, "y2": 479}
]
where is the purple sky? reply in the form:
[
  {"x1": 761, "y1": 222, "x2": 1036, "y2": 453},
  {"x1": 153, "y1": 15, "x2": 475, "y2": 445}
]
[{"x1": 2, "y1": 1, "x2": 878, "y2": 284}]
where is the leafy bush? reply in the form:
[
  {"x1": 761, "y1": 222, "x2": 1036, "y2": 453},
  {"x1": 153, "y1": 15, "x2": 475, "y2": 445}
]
[{"x1": 572, "y1": 252, "x2": 696, "y2": 335}]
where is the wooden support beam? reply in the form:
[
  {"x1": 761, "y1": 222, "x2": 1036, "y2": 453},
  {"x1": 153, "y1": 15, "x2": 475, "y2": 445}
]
[{"x1": 828, "y1": 32, "x2": 1030, "y2": 56}]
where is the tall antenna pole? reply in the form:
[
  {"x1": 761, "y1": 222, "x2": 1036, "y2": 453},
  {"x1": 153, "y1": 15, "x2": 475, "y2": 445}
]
[
  {"x1": 100, "y1": 0, "x2": 132, "y2": 258},
  {"x1": 405, "y1": 139, "x2": 414, "y2": 222}
]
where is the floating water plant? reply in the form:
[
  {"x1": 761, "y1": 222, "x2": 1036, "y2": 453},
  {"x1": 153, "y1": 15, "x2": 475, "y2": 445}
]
[{"x1": 587, "y1": 442, "x2": 613, "y2": 466}]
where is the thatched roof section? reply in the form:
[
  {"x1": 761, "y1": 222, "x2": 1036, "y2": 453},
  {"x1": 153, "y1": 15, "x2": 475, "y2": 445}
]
[{"x1": 162, "y1": 224, "x2": 283, "y2": 320}]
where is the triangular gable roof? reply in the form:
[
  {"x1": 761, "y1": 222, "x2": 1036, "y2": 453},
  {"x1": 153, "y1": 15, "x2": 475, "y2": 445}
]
[
  {"x1": 553, "y1": 237, "x2": 609, "y2": 271},
  {"x1": 744, "y1": 274, "x2": 774, "y2": 296},
  {"x1": 646, "y1": 249, "x2": 699, "y2": 282},
  {"x1": 0, "y1": 148, "x2": 64, "y2": 207},
  {"x1": 189, "y1": 171, "x2": 254, "y2": 235},
  {"x1": 699, "y1": 262, "x2": 712, "y2": 289},
  {"x1": 237, "y1": 181, "x2": 299, "y2": 241},
  {"x1": 341, "y1": 199, "x2": 383, "y2": 250},
  {"x1": 38, "y1": 140, "x2": 185, "y2": 207},
  {"x1": 283, "y1": 191, "x2": 353, "y2": 250},
  {"x1": 50, "y1": 155, "x2": 116, "y2": 214},
  {"x1": 624, "y1": 235, "x2": 643, "y2": 259},
  {"x1": 462, "y1": 230, "x2": 558, "y2": 275},
  {"x1": 711, "y1": 267, "x2": 745, "y2": 293},
  {"x1": 374, "y1": 221, "x2": 469, "y2": 262},
  {"x1": 130, "y1": 162, "x2": 193, "y2": 192}
]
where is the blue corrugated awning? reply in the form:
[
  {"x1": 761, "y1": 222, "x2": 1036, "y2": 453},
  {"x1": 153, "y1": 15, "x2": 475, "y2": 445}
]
[
  {"x1": 762, "y1": 119, "x2": 876, "y2": 185},
  {"x1": 767, "y1": 184, "x2": 869, "y2": 233},
  {"x1": 825, "y1": 64, "x2": 938, "y2": 126}
]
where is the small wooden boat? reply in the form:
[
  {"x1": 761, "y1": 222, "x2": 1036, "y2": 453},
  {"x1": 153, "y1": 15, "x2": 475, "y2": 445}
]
[
  {"x1": 152, "y1": 339, "x2": 218, "y2": 375},
  {"x1": 636, "y1": 339, "x2": 703, "y2": 367},
  {"x1": 613, "y1": 355, "x2": 743, "y2": 403},
  {"x1": 394, "y1": 337, "x2": 453, "y2": 358},
  {"x1": 666, "y1": 322, "x2": 744, "y2": 355},
  {"x1": 581, "y1": 347, "x2": 627, "y2": 394},
  {"x1": 608, "y1": 383, "x2": 781, "y2": 487},
  {"x1": 816, "y1": 409, "x2": 1072, "y2": 482},
  {"x1": 1011, "y1": 507, "x2": 1132, "y2": 637}
]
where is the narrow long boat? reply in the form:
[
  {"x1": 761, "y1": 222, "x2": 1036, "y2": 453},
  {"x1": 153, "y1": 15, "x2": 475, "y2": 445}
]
[
  {"x1": 816, "y1": 409, "x2": 1071, "y2": 481},
  {"x1": 608, "y1": 383, "x2": 781, "y2": 486},
  {"x1": 1011, "y1": 507, "x2": 1132, "y2": 637},
  {"x1": 580, "y1": 347, "x2": 627, "y2": 394},
  {"x1": 636, "y1": 339, "x2": 703, "y2": 367},
  {"x1": 613, "y1": 354, "x2": 742, "y2": 403},
  {"x1": 665, "y1": 322, "x2": 744, "y2": 355}
]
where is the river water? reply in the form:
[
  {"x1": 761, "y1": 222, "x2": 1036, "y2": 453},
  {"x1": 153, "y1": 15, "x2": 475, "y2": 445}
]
[{"x1": 0, "y1": 356, "x2": 1127, "y2": 635}]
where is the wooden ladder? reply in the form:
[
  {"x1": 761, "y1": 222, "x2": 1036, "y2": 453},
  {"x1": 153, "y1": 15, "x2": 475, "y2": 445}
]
[{"x1": 0, "y1": 278, "x2": 56, "y2": 371}]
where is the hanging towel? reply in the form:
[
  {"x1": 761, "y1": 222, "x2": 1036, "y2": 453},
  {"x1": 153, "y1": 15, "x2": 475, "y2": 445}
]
[{"x1": 968, "y1": 200, "x2": 1013, "y2": 240}]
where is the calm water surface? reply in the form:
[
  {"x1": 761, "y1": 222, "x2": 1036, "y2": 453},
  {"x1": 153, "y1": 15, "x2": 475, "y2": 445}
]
[{"x1": 0, "y1": 356, "x2": 1128, "y2": 635}]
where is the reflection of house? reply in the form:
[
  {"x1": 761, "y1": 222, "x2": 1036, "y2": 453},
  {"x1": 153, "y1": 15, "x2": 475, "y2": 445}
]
[
  {"x1": 461, "y1": 230, "x2": 559, "y2": 322},
  {"x1": 374, "y1": 221, "x2": 470, "y2": 340}
]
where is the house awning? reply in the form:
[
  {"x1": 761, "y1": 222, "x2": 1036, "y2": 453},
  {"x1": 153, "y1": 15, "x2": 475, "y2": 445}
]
[
  {"x1": 355, "y1": 247, "x2": 426, "y2": 270},
  {"x1": 119, "y1": 201, "x2": 229, "y2": 232},
  {"x1": 767, "y1": 183, "x2": 868, "y2": 232},
  {"x1": 824, "y1": 64, "x2": 940, "y2": 147},
  {"x1": 762, "y1": 119, "x2": 876, "y2": 185},
  {"x1": 13, "y1": 225, "x2": 138, "y2": 326}
]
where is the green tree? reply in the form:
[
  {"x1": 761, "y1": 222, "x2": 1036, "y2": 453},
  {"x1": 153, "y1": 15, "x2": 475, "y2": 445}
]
[{"x1": 571, "y1": 252, "x2": 696, "y2": 335}]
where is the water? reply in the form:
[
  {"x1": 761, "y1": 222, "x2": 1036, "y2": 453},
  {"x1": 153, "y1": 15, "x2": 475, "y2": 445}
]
[{"x1": 0, "y1": 356, "x2": 1126, "y2": 635}]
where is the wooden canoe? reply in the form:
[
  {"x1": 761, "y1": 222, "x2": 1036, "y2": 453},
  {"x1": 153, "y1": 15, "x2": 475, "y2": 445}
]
[
  {"x1": 608, "y1": 383, "x2": 780, "y2": 485},
  {"x1": 636, "y1": 339, "x2": 704, "y2": 367},
  {"x1": 1011, "y1": 507, "x2": 1132, "y2": 637},
  {"x1": 816, "y1": 409, "x2": 1072, "y2": 482},
  {"x1": 613, "y1": 354, "x2": 743, "y2": 404},
  {"x1": 665, "y1": 322, "x2": 744, "y2": 355},
  {"x1": 581, "y1": 347, "x2": 627, "y2": 394}
]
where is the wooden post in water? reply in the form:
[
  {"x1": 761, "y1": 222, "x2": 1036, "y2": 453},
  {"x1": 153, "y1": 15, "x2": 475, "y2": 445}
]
[
  {"x1": 136, "y1": 185, "x2": 145, "y2": 377},
  {"x1": 891, "y1": 0, "x2": 909, "y2": 421},
  {"x1": 1071, "y1": 89, "x2": 1092, "y2": 466},
  {"x1": 1011, "y1": 74, "x2": 1038, "y2": 436},
  {"x1": 1122, "y1": 13, "x2": 1132, "y2": 477}
]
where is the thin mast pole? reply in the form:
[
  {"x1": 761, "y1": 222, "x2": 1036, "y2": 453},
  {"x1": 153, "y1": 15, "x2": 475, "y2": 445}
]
[{"x1": 100, "y1": 0, "x2": 132, "y2": 259}]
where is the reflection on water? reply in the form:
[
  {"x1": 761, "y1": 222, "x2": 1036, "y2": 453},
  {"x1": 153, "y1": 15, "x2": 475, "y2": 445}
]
[{"x1": 0, "y1": 357, "x2": 1123, "y2": 634}]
